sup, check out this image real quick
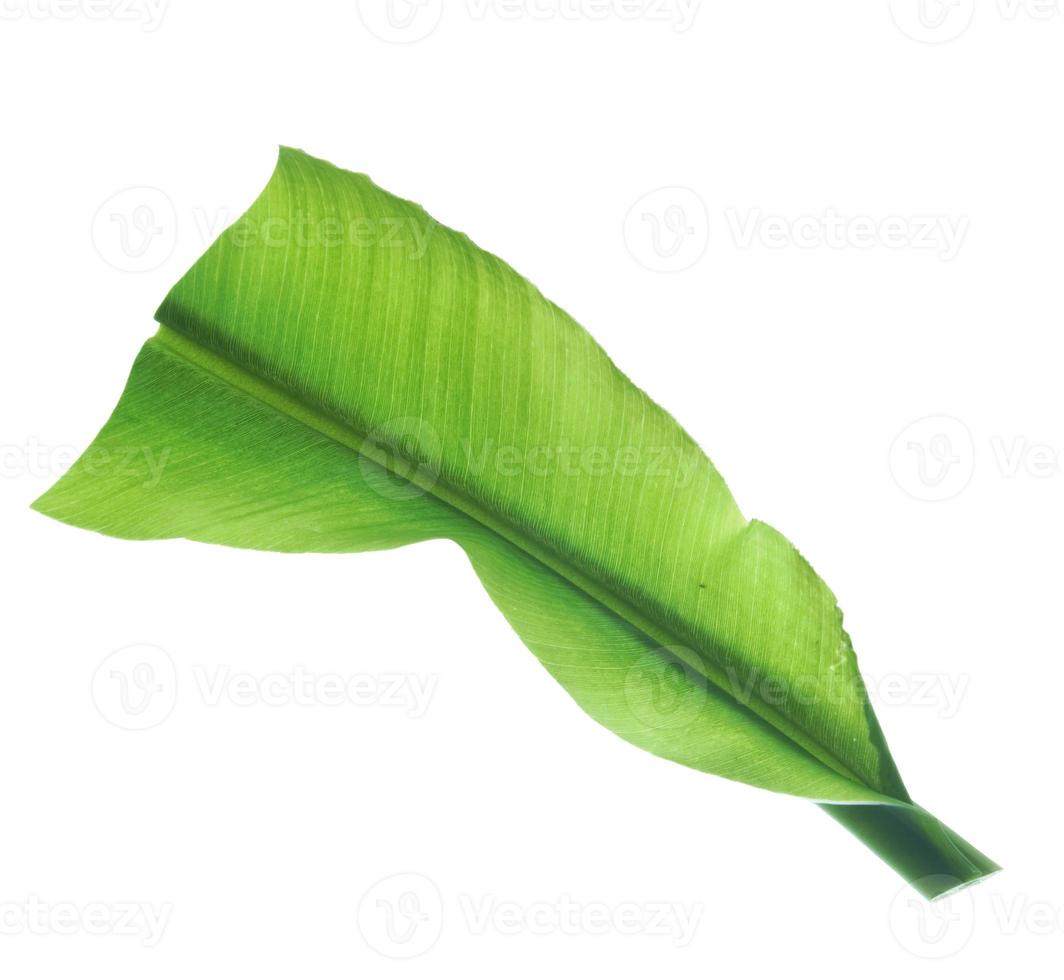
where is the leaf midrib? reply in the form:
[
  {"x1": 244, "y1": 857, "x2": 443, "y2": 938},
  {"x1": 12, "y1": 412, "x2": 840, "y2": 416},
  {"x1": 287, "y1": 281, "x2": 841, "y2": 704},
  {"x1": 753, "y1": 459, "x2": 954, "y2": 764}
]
[{"x1": 153, "y1": 321, "x2": 894, "y2": 803}]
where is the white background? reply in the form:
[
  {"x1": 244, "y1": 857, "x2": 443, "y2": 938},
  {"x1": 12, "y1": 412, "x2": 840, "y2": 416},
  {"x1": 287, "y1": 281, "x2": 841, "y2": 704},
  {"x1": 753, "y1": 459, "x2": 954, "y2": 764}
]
[{"x1": 1, "y1": 1, "x2": 1060, "y2": 975}]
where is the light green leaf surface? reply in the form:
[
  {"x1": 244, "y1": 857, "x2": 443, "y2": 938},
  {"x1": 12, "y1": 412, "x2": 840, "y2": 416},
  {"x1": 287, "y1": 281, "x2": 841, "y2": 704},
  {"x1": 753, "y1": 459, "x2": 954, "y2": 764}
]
[{"x1": 34, "y1": 148, "x2": 998, "y2": 899}]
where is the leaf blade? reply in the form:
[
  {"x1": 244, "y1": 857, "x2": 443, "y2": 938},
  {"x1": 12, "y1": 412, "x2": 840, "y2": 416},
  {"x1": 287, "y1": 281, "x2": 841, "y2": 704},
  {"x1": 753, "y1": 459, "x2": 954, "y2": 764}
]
[{"x1": 34, "y1": 147, "x2": 999, "y2": 896}]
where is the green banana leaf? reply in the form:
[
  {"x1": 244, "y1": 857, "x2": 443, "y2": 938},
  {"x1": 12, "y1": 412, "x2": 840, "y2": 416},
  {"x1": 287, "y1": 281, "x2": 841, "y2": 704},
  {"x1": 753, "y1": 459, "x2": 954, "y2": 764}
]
[{"x1": 34, "y1": 148, "x2": 998, "y2": 900}]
